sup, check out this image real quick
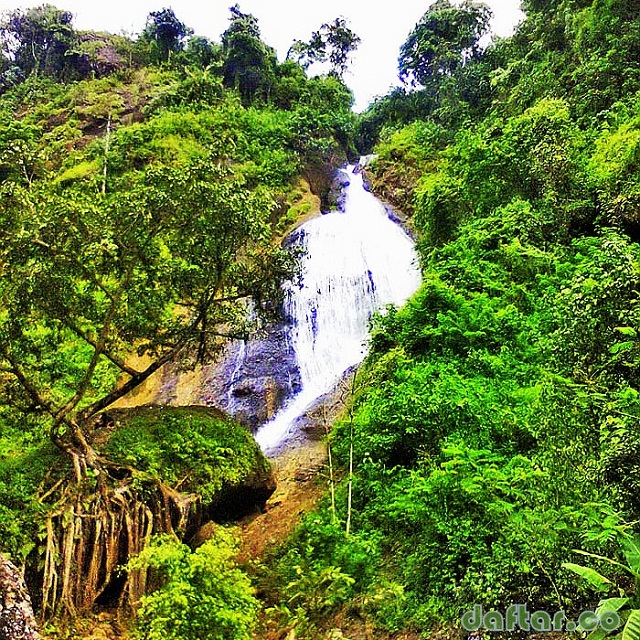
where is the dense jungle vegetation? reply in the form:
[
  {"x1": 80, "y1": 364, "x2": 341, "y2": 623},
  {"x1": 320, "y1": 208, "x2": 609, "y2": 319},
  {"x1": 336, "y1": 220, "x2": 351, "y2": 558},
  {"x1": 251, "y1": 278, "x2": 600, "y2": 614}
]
[
  {"x1": 0, "y1": 3, "x2": 359, "y2": 637},
  {"x1": 3, "y1": 0, "x2": 640, "y2": 639},
  {"x1": 264, "y1": 0, "x2": 640, "y2": 638}
]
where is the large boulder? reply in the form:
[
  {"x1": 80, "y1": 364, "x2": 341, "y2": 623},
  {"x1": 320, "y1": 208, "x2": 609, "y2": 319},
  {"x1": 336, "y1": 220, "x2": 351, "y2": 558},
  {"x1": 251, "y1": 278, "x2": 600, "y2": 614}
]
[
  {"x1": 103, "y1": 406, "x2": 276, "y2": 522},
  {"x1": 201, "y1": 321, "x2": 301, "y2": 432}
]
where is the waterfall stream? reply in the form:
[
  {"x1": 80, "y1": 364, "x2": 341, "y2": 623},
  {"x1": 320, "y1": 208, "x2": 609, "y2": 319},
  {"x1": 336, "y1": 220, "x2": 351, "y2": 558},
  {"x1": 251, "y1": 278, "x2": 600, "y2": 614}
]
[{"x1": 254, "y1": 164, "x2": 421, "y2": 454}]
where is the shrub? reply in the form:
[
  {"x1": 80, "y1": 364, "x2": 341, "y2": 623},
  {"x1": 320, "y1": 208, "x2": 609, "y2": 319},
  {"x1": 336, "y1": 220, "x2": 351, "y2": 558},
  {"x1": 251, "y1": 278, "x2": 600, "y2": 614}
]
[{"x1": 128, "y1": 531, "x2": 258, "y2": 640}]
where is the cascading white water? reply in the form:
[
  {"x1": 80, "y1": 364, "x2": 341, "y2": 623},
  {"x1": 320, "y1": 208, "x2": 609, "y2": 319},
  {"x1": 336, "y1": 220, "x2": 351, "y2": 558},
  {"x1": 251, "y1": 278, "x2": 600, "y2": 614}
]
[{"x1": 254, "y1": 164, "x2": 421, "y2": 453}]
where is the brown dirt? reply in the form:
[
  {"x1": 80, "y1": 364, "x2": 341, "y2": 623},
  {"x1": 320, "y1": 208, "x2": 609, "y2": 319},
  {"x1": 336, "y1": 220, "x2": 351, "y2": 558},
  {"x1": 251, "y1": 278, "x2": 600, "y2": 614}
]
[{"x1": 238, "y1": 437, "x2": 328, "y2": 562}]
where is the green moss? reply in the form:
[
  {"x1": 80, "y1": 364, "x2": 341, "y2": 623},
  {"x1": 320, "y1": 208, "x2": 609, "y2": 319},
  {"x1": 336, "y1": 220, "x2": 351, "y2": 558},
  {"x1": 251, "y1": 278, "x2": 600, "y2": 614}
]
[
  {"x1": 104, "y1": 406, "x2": 270, "y2": 502},
  {"x1": 275, "y1": 179, "x2": 320, "y2": 235}
]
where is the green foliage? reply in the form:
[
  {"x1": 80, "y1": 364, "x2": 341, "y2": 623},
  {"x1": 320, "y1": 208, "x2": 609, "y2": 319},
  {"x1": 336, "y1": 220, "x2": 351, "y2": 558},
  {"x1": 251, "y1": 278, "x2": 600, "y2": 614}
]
[
  {"x1": 355, "y1": 89, "x2": 443, "y2": 153},
  {"x1": 221, "y1": 5, "x2": 277, "y2": 106},
  {"x1": 0, "y1": 5, "x2": 76, "y2": 80},
  {"x1": 9, "y1": 0, "x2": 640, "y2": 636},
  {"x1": 563, "y1": 535, "x2": 640, "y2": 639},
  {"x1": 544, "y1": 231, "x2": 640, "y2": 377},
  {"x1": 0, "y1": 110, "x2": 42, "y2": 183},
  {"x1": 128, "y1": 531, "x2": 258, "y2": 640},
  {"x1": 0, "y1": 102, "x2": 301, "y2": 445},
  {"x1": 0, "y1": 15, "x2": 356, "y2": 461},
  {"x1": 361, "y1": 449, "x2": 600, "y2": 614},
  {"x1": 398, "y1": 0, "x2": 492, "y2": 86},
  {"x1": 140, "y1": 8, "x2": 192, "y2": 65},
  {"x1": 284, "y1": 7, "x2": 640, "y2": 630},
  {"x1": 263, "y1": 513, "x2": 380, "y2": 636},
  {"x1": 0, "y1": 441, "x2": 62, "y2": 562},
  {"x1": 0, "y1": 18, "x2": 357, "y2": 627},
  {"x1": 409, "y1": 97, "x2": 590, "y2": 244},
  {"x1": 104, "y1": 407, "x2": 270, "y2": 502},
  {"x1": 287, "y1": 17, "x2": 361, "y2": 79}
]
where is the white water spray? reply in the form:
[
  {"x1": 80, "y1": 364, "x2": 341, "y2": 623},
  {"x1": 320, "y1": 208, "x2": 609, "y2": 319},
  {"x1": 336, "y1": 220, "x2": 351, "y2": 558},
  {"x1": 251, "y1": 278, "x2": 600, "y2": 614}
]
[{"x1": 254, "y1": 165, "x2": 421, "y2": 453}]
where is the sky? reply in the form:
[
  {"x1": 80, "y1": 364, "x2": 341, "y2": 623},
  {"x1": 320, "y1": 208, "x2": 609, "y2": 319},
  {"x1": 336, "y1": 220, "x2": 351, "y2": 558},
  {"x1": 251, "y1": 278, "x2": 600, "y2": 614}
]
[{"x1": 0, "y1": 0, "x2": 525, "y2": 111}]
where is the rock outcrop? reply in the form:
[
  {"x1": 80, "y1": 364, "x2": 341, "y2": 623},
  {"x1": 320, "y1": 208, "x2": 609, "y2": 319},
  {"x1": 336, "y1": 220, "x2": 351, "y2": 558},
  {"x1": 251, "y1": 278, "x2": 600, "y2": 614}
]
[
  {"x1": 327, "y1": 169, "x2": 352, "y2": 212},
  {"x1": 0, "y1": 555, "x2": 40, "y2": 640},
  {"x1": 202, "y1": 320, "x2": 301, "y2": 432},
  {"x1": 103, "y1": 406, "x2": 277, "y2": 523}
]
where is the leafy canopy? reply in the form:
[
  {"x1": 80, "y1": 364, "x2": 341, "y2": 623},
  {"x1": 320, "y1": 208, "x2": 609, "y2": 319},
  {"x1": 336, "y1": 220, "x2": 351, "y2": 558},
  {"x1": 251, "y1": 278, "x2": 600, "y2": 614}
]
[
  {"x1": 398, "y1": 0, "x2": 492, "y2": 86},
  {"x1": 0, "y1": 4, "x2": 75, "y2": 79},
  {"x1": 221, "y1": 4, "x2": 277, "y2": 105},
  {"x1": 128, "y1": 531, "x2": 259, "y2": 640},
  {"x1": 287, "y1": 17, "x2": 361, "y2": 79},
  {"x1": 141, "y1": 8, "x2": 193, "y2": 63}
]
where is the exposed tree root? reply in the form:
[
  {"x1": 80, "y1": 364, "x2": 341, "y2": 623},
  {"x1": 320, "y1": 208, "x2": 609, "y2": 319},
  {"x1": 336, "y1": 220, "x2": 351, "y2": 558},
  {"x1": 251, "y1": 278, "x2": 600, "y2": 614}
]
[{"x1": 37, "y1": 445, "x2": 202, "y2": 621}]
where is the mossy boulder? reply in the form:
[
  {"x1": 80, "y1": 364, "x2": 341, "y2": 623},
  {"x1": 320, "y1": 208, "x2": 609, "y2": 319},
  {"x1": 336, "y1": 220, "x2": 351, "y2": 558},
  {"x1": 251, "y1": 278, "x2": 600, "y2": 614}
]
[{"x1": 102, "y1": 405, "x2": 276, "y2": 520}]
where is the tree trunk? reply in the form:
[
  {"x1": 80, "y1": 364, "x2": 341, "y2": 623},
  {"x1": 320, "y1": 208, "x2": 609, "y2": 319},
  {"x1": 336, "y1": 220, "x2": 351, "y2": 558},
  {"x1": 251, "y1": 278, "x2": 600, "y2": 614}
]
[{"x1": 0, "y1": 554, "x2": 40, "y2": 640}]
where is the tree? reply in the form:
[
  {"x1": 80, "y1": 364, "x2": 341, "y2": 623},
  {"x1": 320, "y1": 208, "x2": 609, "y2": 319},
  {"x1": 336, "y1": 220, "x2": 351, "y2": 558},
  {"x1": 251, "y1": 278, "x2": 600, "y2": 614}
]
[
  {"x1": 0, "y1": 152, "x2": 295, "y2": 615},
  {"x1": 182, "y1": 35, "x2": 221, "y2": 69},
  {"x1": 141, "y1": 8, "x2": 192, "y2": 64},
  {"x1": 0, "y1": 4, "x2": 77, "y2": 79},
  {"x1": 0, "y1": 112, "x2": 41, "y2": 184},
  {"x1": 1, "y1": 153, "x2": 293, "y2": 453},
  {"x1": 287, "y1": 17, "x2": 361, "y2": 79},
  {"x1": 398, "y1": 0, "x2": 492, "y2": 86},
  {"x1": 221, "y1": 4, "x2": 277, "y2": 105}
]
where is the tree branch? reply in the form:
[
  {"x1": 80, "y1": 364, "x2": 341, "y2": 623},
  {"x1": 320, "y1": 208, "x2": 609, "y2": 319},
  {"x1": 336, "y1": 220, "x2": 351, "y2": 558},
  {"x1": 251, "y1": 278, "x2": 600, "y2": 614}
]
[
  {"x1": 80, "y1": 281, "x2": 227, "y2": 420},
  {"x1": 32, "y1": 238, "x2": 116, "y2": 303},
  {"x1": 60, "y1": 317, "x2": 140, "y2": 377},
  {"x1": 1, "y1": 346, "x2": 52, "y2": 414},
  {"x1": 80, "y1": 342, "x2": 185, "y2": 420},
  {"x1": 53, "y1": 270, "x2": 131, "y2": 429}
]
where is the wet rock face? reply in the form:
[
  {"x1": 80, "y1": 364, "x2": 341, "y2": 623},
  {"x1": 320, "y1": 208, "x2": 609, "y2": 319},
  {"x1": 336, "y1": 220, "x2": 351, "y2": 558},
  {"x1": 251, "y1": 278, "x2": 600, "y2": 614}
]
[
  {"x1": 327, "y1": 169, "x2": 352, "y2": 213},
  {"x1": 205, "y1": 233, "x2": 305, "y2": 431},
  {"x1": 201, "y1": 320, "x2": 301, "y2": 432},
  {"x1": 0, "y1": 554, "x2": 40, "y2": 640},
  {"x1": 302, "y1": 155, "x2": 347, "y2": 212}
]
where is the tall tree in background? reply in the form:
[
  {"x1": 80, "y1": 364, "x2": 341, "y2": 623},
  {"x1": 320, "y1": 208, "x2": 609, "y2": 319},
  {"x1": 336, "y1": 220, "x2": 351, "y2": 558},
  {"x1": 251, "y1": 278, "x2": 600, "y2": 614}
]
[
  {"x1": 0, "y1": 4, "x2": 76, "y2": 79},
  {"x1": 398, "y1": 0, "x2": 492, "y2": 86},
  {"x1": 221, "y1": 4, "x2": 276, "y2": 105},
  {"x1": 288, "y1": 17, "x2": 361, "y2": 79},
  {"x1": 141, "y1": 7, "x2": 192, "y2": 64}
]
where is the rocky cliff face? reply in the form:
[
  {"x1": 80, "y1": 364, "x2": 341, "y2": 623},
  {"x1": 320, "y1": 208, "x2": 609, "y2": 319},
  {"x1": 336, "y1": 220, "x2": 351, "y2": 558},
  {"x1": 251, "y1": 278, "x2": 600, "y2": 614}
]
[
  {"x1": 201, "y1": 319, "x2": 301, "y2": 432},
  {"x1": 116, "y1": 311, "x2": 302, "y2": 434}
]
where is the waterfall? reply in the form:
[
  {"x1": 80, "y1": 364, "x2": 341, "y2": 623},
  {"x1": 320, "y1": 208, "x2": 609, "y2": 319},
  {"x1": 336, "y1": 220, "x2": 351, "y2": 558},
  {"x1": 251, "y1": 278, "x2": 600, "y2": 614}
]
[{"x1": 254, "y1": 164, "x2": 421, "y2": 453}]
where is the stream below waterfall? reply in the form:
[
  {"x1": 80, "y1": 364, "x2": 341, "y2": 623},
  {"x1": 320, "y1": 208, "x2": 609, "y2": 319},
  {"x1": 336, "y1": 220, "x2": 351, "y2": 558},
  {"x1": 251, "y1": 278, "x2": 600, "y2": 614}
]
[{"x1": 254, "y1": 164, "x2": 422, "y2": 454}]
